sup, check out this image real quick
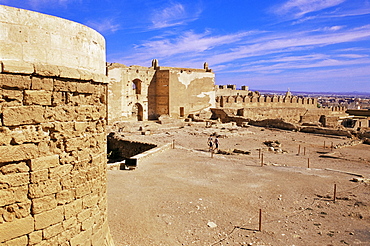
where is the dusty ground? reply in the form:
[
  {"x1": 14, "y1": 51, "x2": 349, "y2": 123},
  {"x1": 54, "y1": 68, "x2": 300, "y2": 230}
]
[{"x1": 107, "y1": 122, "x2": 370, "y2": 246}]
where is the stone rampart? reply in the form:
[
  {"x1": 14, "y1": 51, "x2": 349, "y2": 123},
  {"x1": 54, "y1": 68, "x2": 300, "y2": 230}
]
[
  {"x1": 0, "y1": 5, "x2": 113, "y2": 245},
  {"x1": 217, "y1": 95, "x2": 318, "y2": 109}
]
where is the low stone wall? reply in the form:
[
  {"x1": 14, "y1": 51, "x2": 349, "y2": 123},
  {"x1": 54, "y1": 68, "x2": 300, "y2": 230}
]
[{"x1": 238, "y1": 107, "x2": 307, "y2": 123}]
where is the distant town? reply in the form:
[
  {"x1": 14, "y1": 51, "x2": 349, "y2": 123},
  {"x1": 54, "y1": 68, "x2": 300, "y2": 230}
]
[{"x1": 255, "y1": 89, "x2": 370, "y2": 110}]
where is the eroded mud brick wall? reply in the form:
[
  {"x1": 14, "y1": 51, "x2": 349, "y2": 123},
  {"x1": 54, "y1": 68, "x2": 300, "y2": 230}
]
[{"x1": 0, "y1": 5, "x2": 114, "y2": 245}]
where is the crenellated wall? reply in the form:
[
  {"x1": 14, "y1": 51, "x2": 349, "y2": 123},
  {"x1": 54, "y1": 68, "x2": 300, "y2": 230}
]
[
  {"x1": 0, "y1": 5, "x2": 114, "y2": 246},
  {"x1": 216, "y1": 95, "x2": 318, "y2": 109}
]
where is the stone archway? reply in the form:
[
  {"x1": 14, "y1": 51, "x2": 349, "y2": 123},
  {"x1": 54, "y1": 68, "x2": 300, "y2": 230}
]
[{"x1": 132, "y1": 103, "x2": 144, "y2": 121}]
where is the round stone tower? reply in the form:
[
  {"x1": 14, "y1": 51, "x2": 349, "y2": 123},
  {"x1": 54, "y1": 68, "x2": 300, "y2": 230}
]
[{"x1": 0, "y1": 5, "x2": 114, "y2": 245}]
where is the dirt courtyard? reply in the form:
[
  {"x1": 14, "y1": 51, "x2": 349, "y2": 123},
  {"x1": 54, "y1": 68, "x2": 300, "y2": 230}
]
[{"x1": 107, "y1": 123, "x2": 370, "y2": 246}]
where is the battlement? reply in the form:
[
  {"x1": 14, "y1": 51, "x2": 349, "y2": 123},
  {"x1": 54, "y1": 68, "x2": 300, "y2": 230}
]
[{"x1": 216, "y1": 95, "x2": 318, "y2": 109}]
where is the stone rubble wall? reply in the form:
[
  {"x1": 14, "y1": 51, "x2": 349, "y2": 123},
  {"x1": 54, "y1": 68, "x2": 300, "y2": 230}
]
[{"x1": 0, "y1": 4, "x2": 114, "y2": 246}]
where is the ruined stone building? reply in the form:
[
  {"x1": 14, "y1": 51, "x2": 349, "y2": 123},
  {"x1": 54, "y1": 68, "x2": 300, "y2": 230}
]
[
  {"x1": 0, "y1": 5, "x2": 114, "y2": 245},
  {"x1": 107, "y1": 60, "x2": 215, "y2": 123}
]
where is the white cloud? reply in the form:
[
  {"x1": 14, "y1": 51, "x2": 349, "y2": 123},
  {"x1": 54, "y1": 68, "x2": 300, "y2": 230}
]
[
  {"x1": 274, "y1": 0, "x2": 346, "y2": 18},
  {"x1": 207, "y1": 24, "x2": 370, "y2": 66},
  {"x1": 86, "y1": 18, "x2": 120, "y2": 34},
  {"x1": 28, "y1": 0, "x2": 74, "y2": 8},
  {"x1": 150, "y1": 2, "x2": 201, "y2": 29}
]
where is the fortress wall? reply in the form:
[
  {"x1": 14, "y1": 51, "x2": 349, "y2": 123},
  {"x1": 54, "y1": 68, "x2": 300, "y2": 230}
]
[
  {"x1": 107, "y1": 64, "x2": 156, "y2": 123},
  {"x1": 168, "y1": 69, "x2": 215, "y2": 118},
  {"x1": 0, "y1": 5, "x2": 114, "y2": 246},
  {"x1": 218, "y1": 95, "x2": 318, "y2": 109},
  {"x1": 239, "y1": 107, "x2": 307, "y2": 123}
]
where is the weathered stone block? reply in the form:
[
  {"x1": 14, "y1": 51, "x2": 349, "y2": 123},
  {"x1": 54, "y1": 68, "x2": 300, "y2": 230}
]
[
  {"x1": 76, "y1": 82, "x2": 94, "y2": 94},
  {"x1": 42, "y1": 222, "x2": 63, "y2": 240},
  {"x1": 1, "y1": 60, "x2": 34, "y2": 74},
  {"x1": 0, "y1": 127, "x2": 12, "y2": 146},
  {"x1": 82, "y1": 194, "x2": 99, "y2": 209},
  {"x1": 29, "y1": 179, "x2": 62, "y2": 199},
  {"x1": 0, "y1": 162, "x2": 29, "y2": 175},
  {"x1": 1, "y1": 235, "x2": 28, "y2": 246},
  {"x1": 49, "y1": 164, "x2": 73, "y2": 180},
  {"x1": 64, "y1": 199, "x2": 82, "y2": 219},
  {"x1": 65, "y1": 137, "x2": 86, "y2": 152},
  {"x1": 0, "y1": 172, "x2": 29, "y2": 188},
  {"x1": 0, "y1": 88, "x2": 23, "y2": 104},
  {"x1": 56, "y1": 189, "x2": 74, "y2": 205},
  {"x1": 34, "y1": 206, "x2": 64, "y2": 230},
  {"x1": 31, "y1": 77, "x2": 53, "y2": 91},
  {"x1": 77, "y1": 208, "x2": 92, "y2": 223},
  {"x1": 45, "y1": 106, "x2": 77, "y2": 122},
  {"x1": 3, "y1": 106, "x2": 45, "y2": 126},
  {"x1": 58, "y1": 66, "x2": 80, "y2": 80},
  {"x1": 0, "y1": 189, "x2": 14, "y2": 206},
  {"x1": 0, "y1": 144, "x2": 39, "y2": 163},
  {"x1": 0, "y1": 216, "x2": 34, "y2": 242},
  {"x1": 30, "y1": 169, "x2": 49, "y2": 184},
  {"x1": 24, "y1": 90, "x2": 52, "y2": 106},
  {"x1": 54, "y1": 79, "x2": 77, "y2": 92},
  {"x1": 52, "y1": 91, "x2": 67, "y2": 105},
  {"x1": 34, "y1": 63, "x2": 60, "y2": 77},
  {"x1": 11, "y1": 125, "x2": 50, "y2": 145},
  {"x1": 74, "y1": 182, "x2": 92, "y2": 199},
  {"x1": 62, "y1": 216, "x2": 77, "y2": 230},
  {"x1": 28, "y1": 230, "x2": 43, "y2": 245},
  {"x1": 32, "y1": 195, "x2": 57, "y2": 214},
  {"x1": 70, "y1": 228, "x2": 92, "y2": 246},
  {"x1": 0, "y1": 74, "x2": 31, "y2": 90},
  {"x1": 29, "y1": 155, "x2": 59, "y2": 171},
  {"x1": 81, "y1": 216, "x2": 95, "y2": 231},
  {"x1": 14, "y1": 201, "x2": 31, "y2": 219},
  {"x1": 12, "y1": 185, "x2": 29, "y2": 203}
]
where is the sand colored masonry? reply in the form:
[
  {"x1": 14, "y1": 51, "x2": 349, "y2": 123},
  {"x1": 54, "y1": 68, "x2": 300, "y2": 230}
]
[{"x1": 0, "y1": 5, "x2": 114, "y2": 245}]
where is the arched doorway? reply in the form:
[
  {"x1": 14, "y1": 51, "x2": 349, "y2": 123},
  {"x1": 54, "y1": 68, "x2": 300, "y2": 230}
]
[{"x1": 132, "y1": 103, "x2": 143, "y2": 121}]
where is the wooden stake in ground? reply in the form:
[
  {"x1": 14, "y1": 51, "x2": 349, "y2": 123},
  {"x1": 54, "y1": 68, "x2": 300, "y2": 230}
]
[
  {"x1": 307, "y1": 158, "x2": 310, "y2": 168},
  {"x1": 333, "y1": 184, "x2": 337, "y2": 202},
  {"x1": 259, "y1": 209, "x2": 262, "y2": 231},
  {"x1": 261, "y1": 154, "x2": 264, "y2": 167},
  {"x1": 304, "y1": 147, "x2": 306, "y2": 155},
  {"x1": 172, "y1": 139, "x2": 175, "y2": 149},
  {"x1": 298, "y1": 144, "x2": 301, "y2": 155},
  {"x1": 259, "y1": 148, "x2": 261, "y2": 159}
]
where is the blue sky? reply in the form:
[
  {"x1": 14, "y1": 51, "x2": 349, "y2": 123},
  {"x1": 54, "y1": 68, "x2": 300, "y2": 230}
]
[{"x1": 1, "y1": 0, "x2": 370, "y2": 92}]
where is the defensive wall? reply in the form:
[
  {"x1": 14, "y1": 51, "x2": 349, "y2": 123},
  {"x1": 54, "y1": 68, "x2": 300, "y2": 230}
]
[
  {"x1": 0, "y1": 5, "x2": 114, "y2": 245},
  {"x1": 216, "y1": 94, "x2": 318, "y2": 109},
  {"x1": 107, "y1": 60, "x2": 215, "y2": 123}
]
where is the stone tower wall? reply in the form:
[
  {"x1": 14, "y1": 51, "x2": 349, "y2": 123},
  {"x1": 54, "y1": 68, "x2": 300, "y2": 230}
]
[{"x1": 0, "y1": 5, "x2": 114, "y2": 246}]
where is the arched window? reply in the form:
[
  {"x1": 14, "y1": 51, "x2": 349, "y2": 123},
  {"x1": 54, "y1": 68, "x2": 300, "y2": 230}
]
[{"x1": 132, "y1": 79, "x2": 142, "y2": 94}]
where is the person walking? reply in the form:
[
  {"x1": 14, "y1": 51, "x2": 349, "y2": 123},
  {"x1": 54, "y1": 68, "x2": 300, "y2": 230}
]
[
  {"x1": 207, "y1": 135, "x2": 213, "y2": 151},
  {"x1": 214, "y1": 136, "x2": 219, "y2": 153}
]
